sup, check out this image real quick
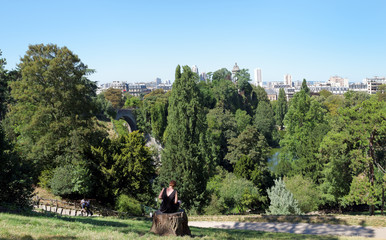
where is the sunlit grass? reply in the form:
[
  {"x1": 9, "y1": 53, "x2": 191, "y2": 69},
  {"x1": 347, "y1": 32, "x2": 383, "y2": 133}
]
[{"x1": 0, "y1": 212, "x2": 368, "y2": 240}]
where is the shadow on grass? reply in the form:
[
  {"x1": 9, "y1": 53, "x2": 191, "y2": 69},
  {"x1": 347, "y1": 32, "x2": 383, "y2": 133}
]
[
  {"x1": 190, "y1": 226, "x2": 340, "y2": 240},
  {"x1": 244, "y1": 215, "x2": 349, "y2": 225}
]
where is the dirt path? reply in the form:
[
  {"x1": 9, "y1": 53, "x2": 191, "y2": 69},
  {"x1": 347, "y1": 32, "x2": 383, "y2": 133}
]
[{"x1": 189, "y1": 221, "x2": 386, "y2": 239}]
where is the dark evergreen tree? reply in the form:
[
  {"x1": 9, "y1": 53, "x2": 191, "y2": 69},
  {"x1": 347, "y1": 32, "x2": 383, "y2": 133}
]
[
  {"x1": 275, "y1": 88, "x2": 287, "y2": 129},
  {"x1": 158, "y1": 65, "x2": 212, "y2": 211},
  {"x1": 301, "y1": 79, "x2": 310, "y2": 95}
]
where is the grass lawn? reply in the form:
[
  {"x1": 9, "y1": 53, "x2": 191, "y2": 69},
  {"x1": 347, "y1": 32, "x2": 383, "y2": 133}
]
[
  {"x1": 0, "y1": 212, "x2": 378, "y2": 240},
  {"x1": 189, "y1": 214, "x2": 386, "y2": 228}
]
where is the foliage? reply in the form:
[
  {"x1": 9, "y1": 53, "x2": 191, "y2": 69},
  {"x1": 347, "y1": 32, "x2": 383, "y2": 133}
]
[
  {"x1": 116, "y1": 194, "x2": 143, "y2": 216},
  {"x1": 50, "y1": 164, "x2": 92, "y2": 196},
  {"x1": 6, "y1": 44, "x2": 102, "y2": 180},
  {"x1": 284, "y1": 175, "x2": 321, "y2": 213},
  {"x1": 112, "y1": 119, "x2": 130, "y2": 136},
  {"x1": 93, "y1": 94, "x2": 116, "y2": 118},
  {"x1": 274, "y1": 88, "x2": 287, "y2": 129},
  {"x1": 319, "y1": 97, "x2": 385, "y2": 214},
  {"x1": 278, "y1": 90, "x2": 329, "y2": 183},
  {"x1": 0, "y1": 124, "x2": 33, "y2": 208},
  {"x1": 266, "y1": 178, "x2": 302, "y2": 215},
  {"x1": 226, "y1": 126, "x2": 272, "y2": 190},
  {"x1": 211, "y1": 78, "x2": 240, "y2": 112},
  {"x1": 206, "y1": 169, "x2": 265, "y2": 214},
  {"x1": 234, "y1": 109, "x2": 251, "y2": 136},
  {"x1": 124, "y1": 95, "x2": 141, "y2": 108},
  {"x1": 206, "y1": 106, "x2": 238, "y2": 170},
  {"x1": 301, "y1": 79, "x2": 310, "y2": 95},
  {"x1": 103, "y1": 88, "x2": 124, "y2": 109},
  {"x1": 92, "y1": 131, "x2": 155, "y2": 204},
  {"x1": 212, "y1": 68, "x2": 231, "y2": 82},
  {"x1": 158, "y1": 65, "x2": 213, "y2": 211},
  {"x1": 254, "y1": 101, "x2": 276, "y2": 146}
]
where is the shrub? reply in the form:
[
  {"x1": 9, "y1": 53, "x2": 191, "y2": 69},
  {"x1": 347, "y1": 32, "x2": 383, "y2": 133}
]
[
  {"x1": 266, "y1": 178, "x2": 302, "y2": 215},
  {"x1": 50, "y1": 165, "x2": 74, "y2": 196},
  {"x1": 38, "y1": 169, "x2": 54, "y2": 189},
  {"x1": 284, "y1": 175, "x2": 321, "y2": 213},
  {"x1": 116, "y1": 194, "x2": 143, "y2": 216}
]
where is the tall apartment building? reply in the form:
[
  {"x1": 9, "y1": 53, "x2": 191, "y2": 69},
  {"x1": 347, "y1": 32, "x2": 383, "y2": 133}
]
[
  {"x1": 254, "y1": 68, "x2": 262, "y2": 87},
  {"x1": 366, "y1": 76, "x2": 386, "y2": 94},
  {"x1": 284, "y1": 74, "x2": 292, "y2": 87}
]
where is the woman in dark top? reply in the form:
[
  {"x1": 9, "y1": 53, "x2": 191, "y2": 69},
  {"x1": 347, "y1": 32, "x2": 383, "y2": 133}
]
[{"x1": 158, "y1": 180, "x2": 180, "y2": 213}]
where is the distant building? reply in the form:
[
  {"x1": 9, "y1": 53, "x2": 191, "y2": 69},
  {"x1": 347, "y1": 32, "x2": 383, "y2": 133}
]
[
  {"x1": 349, "y1": 82, "x2": 367, "y2": 92},
  {"x1": 191, "y1": 65, "x2": 199, "y2": 75},
  {"x1": 265, "y1": 88, "x2": 277, "y2": 101},
  {"x1": 328, "y1": 76, "x2": 349, "y2": 87},
  {"x1": 365, "y1": 76, "x2": 386, "y2": 94},
  {"x1": 231, "y1": 63, "x2": 240, "y2": 82},
  {"x1": 155, "y1": 77, "x2": 162, "y2": 85},
  {"x1": 254, "y1": 68, "x2": 262, "y2": 87},
  {"x1": 200, "y1": 72, "x2": 207, "y2": 81},
  {"x1": 127, "y1": 83, "x2": 151, "y2": 97},
  {"x1": 284, "y1": 74, "x2": 292, "y2": 87}
]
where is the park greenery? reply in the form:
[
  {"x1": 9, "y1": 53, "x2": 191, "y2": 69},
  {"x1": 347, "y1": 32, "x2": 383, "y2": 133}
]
[{"x1": 0, "y1": 44, "x2": 385, "y2": 217}]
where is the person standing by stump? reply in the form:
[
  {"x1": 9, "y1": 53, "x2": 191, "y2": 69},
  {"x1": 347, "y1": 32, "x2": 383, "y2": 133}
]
[
  {"x1": 158, "y1": 180, "x2": 180, "y2": 213},
  {"x1": 85, "y1": 199, "x2": 93, "y2": 216}
]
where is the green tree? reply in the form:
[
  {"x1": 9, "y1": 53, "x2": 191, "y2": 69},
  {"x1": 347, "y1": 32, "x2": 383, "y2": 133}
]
[
  {"x1": 278, "y1": 90, "x2": 329, "y2": 183},
  {"x1": 254, "y1": 101, "x2": 276, "y2": 145},
  {"x1": 275, "y1": 88, "x2": 287, "y2": 129},
  {"x1": 301, "y1": 79, "x2": 310, "y2": 95},
  {"x1": 0, "y1": 124, "x2": 33, "y2": 207},
  {"x1": 235, "y1": 109, "x2": 251, "y2": 133},
  {"x1": 7, "y1": 44, "x2": 101, "y2": 179},
  {"x1": 206, "y1": 106, "x2": 238, "y2": 171},
  {"x1": 92, "y1": 131, "x2": 155, "y2": 203},
  {"x1": 103, "y1": 88, "x2": 124, "y2": 109},
  {"x1": 320, "y1": 97, "x2": 385, "y2": 215},
  {"x1": 212, "y1": 68, "x2": 231, "y2": 82},
  {"x1": 212, "y1": 78, "x2": 240, "y2": 112},
  {"x1": 225, "y1": 126, "x2": 272, "y2": 190},
  {"x1": 158, "y1": 65, "x2": 212, "y2": 211}
]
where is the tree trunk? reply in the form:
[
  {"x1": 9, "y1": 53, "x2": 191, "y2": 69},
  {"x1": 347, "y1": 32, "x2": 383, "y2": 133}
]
[{"x1": 150, "y1": 211, "x2": 191, "y2": 236}]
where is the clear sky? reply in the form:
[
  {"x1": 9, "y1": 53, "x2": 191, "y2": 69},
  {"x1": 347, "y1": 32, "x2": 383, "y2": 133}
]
[{"x1": 1, "y1": 0, "x2": 385, "y2": 84}]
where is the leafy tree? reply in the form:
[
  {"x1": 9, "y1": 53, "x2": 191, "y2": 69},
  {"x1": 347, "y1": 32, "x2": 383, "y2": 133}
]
[
  {"x1": 212, "y1": 68, "x2": 231, "y2": 82},
  {"x1": 235, "y1": 109, "x2": 251, "y2": 133},
  {"x1": 158, "y1": 65, "x2": 212, "y2": 211},
  {"x1": 301, "y1": 79, "x2": 310, "y2": 95},
  {"x1": 278, "y1": 90, "x2": 329, "y2": 183},
  {"x1": 319, "y1": 97, "x2": 385, "y2": 215},
  {"x1": 275, "y1": 88, "x2": 287, "y2": 129},
  {"x1": 284, "y1": 175, "x2": 321, "y2": 213},
  {"x1": 103, "y1": 88, "x2": 124, "y2": 109},
  {"x1": 225, "y1": 126, "x2": 272, "y2": 190},
  {"x1": 319, "y1": 89, "x2": 332, "y2": 98},
  {"x1": 0, "y1": 124, "x2": 33, "y2": 207},
  {"x1": 235, "y1": 69, "x2": 252, "y2": 95},
  {"x1": 212, "y1": 78, "x2": 240, "y2": 112},
  {"x1": 323, "y1": 95, "x2": 344, "y2": 116},
  {"x1": 93, "y1": 93, "x2": 116, "y2": 118},
  {"x1": 7, "y1": 44, "x2": 102, "y2": 179},
  {"x1": 343, "y1": 90, "x2": 370, "y2": 107},
  {"x1": 124, "y1": 95, "x2": 141, "y2": 108},
  {"x1": 254, "y1": 101, "x2": 276, "y2": 145},
  {"x1": 377, "y1": 84, "x2": 386, "y2": 101},
  {"x1": 206, "y1": 106, "x2": 238, "y2": 171},
  {"x1": 266, "y1": 178, "x2": 302, "y2": 215}
]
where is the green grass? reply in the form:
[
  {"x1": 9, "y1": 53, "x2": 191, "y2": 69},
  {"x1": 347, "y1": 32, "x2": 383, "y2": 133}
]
[
  {"x1": 189, "y1": 214, "x2": 386, "y2": 228},
  {"x1": 0, "y1": 212, "x2": 367, "y2": 240}
]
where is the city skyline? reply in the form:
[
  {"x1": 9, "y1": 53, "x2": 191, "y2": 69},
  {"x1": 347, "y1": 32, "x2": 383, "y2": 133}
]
[{"x1": 1, "y1": 1, "x2": 386, "y2": 84}]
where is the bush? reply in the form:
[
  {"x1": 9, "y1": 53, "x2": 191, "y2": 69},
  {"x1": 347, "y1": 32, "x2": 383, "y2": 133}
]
[
  {"x1": 50, "y1": 165, "x2": 74, "y2": 196},
  {"x1": 38, "y1": 169, "x2": 54, "y2": 189},
  {"x1": 116, "y1": 194, "x2": 143, "y2": 216},
  {"x1": 266, "y1": 178, "x2": 302, "y2": 215},
  {"x1": 284, "y1": 175, "x2": 321, "y2": 213},
  {"x1": 50, "y1": 164, "x2": 93, "y2": 197}
]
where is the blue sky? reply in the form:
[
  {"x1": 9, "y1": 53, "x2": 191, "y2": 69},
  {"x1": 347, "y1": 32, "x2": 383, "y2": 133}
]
[{"x1": 1, "y1": 0, "x2": 385, "y2": 84}]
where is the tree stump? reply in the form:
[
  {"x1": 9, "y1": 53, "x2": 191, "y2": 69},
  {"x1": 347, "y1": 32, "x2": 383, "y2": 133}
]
[{"x1": 150, "y1": 210, "x2": 191, "y2": 236}]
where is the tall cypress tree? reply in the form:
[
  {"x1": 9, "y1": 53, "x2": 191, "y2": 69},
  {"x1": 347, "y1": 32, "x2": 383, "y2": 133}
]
[
  {"x1": 275, "y1": 88, "x2": 287, "y2": 129},
  {"x1": 159, "y1": 65, "x2": 211, "y2": 211}
]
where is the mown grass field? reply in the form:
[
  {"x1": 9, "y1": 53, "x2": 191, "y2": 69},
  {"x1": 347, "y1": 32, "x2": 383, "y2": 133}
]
[
  {"x1": 0, "y1": 212, "x2": 380, "y2": 240},
  {"x1": 189, "y1": 213, "x2": 386, "y2": 228}
]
